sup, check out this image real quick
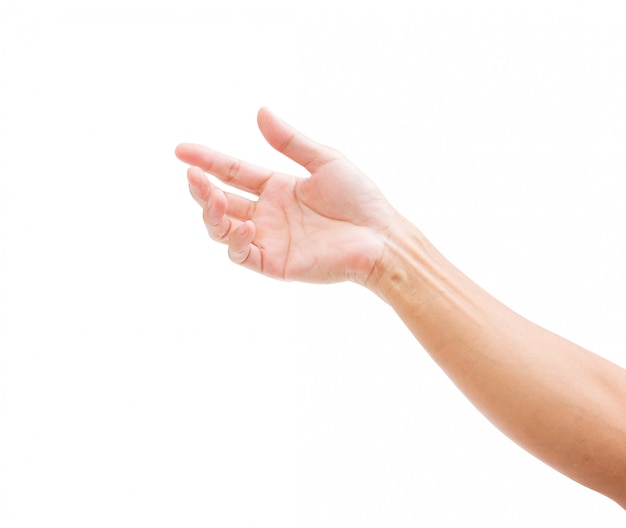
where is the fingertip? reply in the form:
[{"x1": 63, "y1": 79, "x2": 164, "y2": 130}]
[
  {"x1": 257, "y1": 107, "x2": 291, "y2": 151},
  {"x1": 228, "y1": 220, "x2": 262, "y2": 271},
  {"x1": 228, "y1": 221, "x2": 254, "y2": 265},
  {"x1": 258, "y1": 105, "x2": 288, "y2": 128},
  {"x1": 186, "y1": 165, "x2": 204, "y2": 183},
  {"x1": 176, "y1": 143, "x2": 207, "y2": 164},
  {"x1": 257, "y1": 106, "x2": 273, "y2": 133},
  {"x1": 187, "y1": 166, "x2": 209, "y2": 202},
  {"x1": 257, "y1": 106, "x2": 271, "y2": 120},
  {"x1": 238, "y1": 220, "x2": 255, "y2": 241},
  {"x1": 175, "y1": 143, "x2": 190, "y2": 160}
]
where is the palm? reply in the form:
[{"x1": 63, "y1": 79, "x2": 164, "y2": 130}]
[
  {"x1": 252, "y1": 158, "x2": 391, "y2": 283},
  {"x1": 177, "y1": 108, "x2": 394, "y2": 284}
]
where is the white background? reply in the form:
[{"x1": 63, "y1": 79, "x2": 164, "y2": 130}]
[{"x1": 1, "y1": 1, "x2": 625, "y2": 526}]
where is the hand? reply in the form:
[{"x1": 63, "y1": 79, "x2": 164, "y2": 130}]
[{"x1": 176, "y1": 108, "x2": 395, "y2": 285}]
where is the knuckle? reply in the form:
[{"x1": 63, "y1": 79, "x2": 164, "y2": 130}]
[
  {"x1": 225, "y1": 158, "x2": 241, "y2": 182},
  {"x1": 278, "y1": 132, "x2": 296, "y2": 154}
]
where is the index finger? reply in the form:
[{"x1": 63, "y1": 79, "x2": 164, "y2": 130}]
[{"x1": 175, "y1": 143, "x2": 273, "y2": 196}]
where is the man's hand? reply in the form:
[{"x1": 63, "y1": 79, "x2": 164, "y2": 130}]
[
  {"x1": 176, "y1": 108, "x2": 395, "y2": 284},
  {"x1": 176, "y1": 108, "x2": 626, "y2": 509}
]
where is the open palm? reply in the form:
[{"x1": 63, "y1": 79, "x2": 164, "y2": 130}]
[{"x1": 176, "y1": 108, "x2": 395, "y2": 284}]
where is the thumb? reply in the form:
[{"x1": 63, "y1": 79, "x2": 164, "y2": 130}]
[{"x1": 256, "y1": 107, "x2": 339, "y2": 172}]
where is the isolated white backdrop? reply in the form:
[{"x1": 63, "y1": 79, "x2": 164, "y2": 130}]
[{"x1": 1, "y1": 1, "x2": 625, "y2": 526}]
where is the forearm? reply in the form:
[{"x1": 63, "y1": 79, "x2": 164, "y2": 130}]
[{"x1": 367, "y1": 212, "x2": 626, "y2": 507}]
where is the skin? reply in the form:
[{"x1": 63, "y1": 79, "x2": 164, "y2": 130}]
[{"x1": 176, "y1": 107, "x2": 626, "y2": 508}]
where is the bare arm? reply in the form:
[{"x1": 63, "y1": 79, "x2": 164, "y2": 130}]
[
  {"x1": 367, "y1": 213, "x2": 626, "y2": 507},
  {"x1": 176, "y1": 108, "x2": 626, "y2": 508}
]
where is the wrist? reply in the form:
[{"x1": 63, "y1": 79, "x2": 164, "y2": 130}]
[
  {"x1": 364, "y1": 213, "x2": 432, "y2": 302},
  {"x1": 364, "y1": 212, "x2": 475, "y2": 319}
]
